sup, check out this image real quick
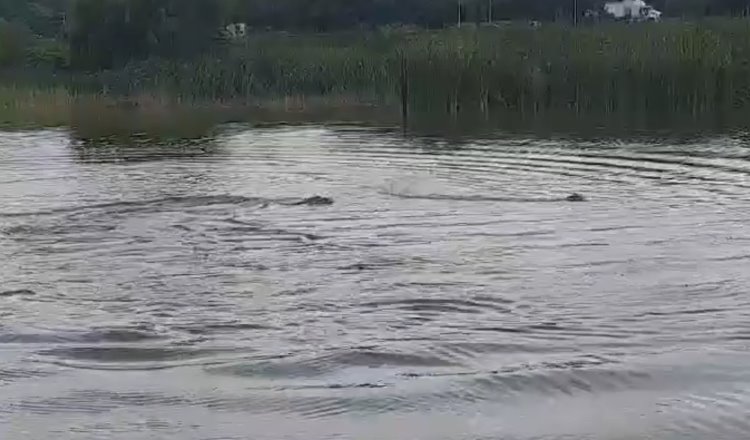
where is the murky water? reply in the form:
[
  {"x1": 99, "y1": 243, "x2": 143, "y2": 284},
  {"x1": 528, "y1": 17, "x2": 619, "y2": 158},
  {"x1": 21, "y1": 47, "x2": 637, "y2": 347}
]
[{"x1": 2, "y1": 125, "x2": 750, "y2": 439}]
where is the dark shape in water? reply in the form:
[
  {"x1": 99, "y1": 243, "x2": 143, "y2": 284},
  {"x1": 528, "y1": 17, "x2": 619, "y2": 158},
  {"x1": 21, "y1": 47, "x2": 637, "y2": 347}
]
[
  {"x1": 290, "y1": 196, "x2": 334, "y2": 206},
  {"x1": 566, "y1": 193, "x2": 586, "y2": 202},
  {"x1": 386, "y1": 191, "x2": 586, "y2": 203},
  {"x1": 0, "y1": 289, "x2": 36, "y2": 297},
  {"x1": 341, "y1": 263, "x2": 368, "y2": 271}
]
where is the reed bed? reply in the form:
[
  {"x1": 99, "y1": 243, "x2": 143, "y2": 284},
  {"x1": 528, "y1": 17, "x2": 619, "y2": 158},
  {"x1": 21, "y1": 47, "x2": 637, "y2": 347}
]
[
  {"x1": 4, "y1": 19, "x2": 750, "y2": 129},
  {"x1": 124, "y1": 20, "x2": 750, "y2": 121}
]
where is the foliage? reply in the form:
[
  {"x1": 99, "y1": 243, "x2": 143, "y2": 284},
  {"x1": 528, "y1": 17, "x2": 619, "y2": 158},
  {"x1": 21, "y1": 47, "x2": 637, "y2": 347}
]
[
  {"x1": 5, "y1": 0, "x2": 750, "y2": 71},
  {"x1": 0, "y1": 20, "x2": 32, "y2": 66},
  {"x1": 0, "y1": 0, "x2": 67, "y2": 38},
  {"x1": 18, "y1": 19, "x2": 744, "y2": 124},
  {"x1": 69, "y1": 0, "x2": 224, "y2": 69},
  {"x1": 26, "y1": 37, "x2": 69, "y2": 68},
  {"x1": 5, "y1": 1, "x2": 750, "y2": 129}
]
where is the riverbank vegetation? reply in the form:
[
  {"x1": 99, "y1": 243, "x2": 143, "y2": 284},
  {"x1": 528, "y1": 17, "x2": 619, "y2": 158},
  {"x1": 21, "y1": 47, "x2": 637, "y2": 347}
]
[{"x1": 4, "y1": 1, "x2": 750, "y2": 132}]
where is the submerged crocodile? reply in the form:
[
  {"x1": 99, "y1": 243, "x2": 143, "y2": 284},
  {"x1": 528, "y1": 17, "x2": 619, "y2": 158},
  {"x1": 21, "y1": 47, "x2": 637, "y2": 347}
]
[
  {"x1": 286, "y1": 194, "x2": 585, "y2": 206},
  {"x1": 386, "y1": 192, "x2": 587, "y2": 203},
  {"x1": 279, "y1": 195, "x2": 334, "y2": 206}
]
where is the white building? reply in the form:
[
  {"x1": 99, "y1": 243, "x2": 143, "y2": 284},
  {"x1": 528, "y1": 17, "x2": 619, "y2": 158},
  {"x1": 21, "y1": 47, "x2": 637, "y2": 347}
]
[
  {"x1": 224, "y1": 23, "x2": 247, "y2": 39},
  {"x1": 603, "y1": 0, "x2": 662, "y2": 21}
]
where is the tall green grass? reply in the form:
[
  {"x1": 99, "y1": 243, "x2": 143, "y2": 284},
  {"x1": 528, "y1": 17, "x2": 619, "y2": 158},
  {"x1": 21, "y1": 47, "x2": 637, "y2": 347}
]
[
  {"x1": 127, "y1": 20, "x2": 750, "y2": 120},
  {"x1": 0, "y1": 85, "x2": 73, "y2": 128},
  {"x1": 398, "y1": 20, "x2": 749, "y2": 122},
  {"x1": 6, "y1": 19, "x2": 750, "y2": 129}
]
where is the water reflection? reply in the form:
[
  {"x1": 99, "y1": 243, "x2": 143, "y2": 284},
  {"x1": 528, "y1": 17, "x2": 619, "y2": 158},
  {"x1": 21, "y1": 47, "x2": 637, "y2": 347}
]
[
  {"x1": 69, "y1": 138, "x2": 223, "y2": 164},
  {"x1": 6, "y1": 91, "x2": 750, "y2": 143}
]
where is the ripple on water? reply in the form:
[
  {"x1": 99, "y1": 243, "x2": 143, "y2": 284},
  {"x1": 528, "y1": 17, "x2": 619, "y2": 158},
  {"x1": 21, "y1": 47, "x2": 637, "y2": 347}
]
[
  {"x1": 207, "y1": 349, "x2": 462, "y2": 379},
  {"x1": 2, "y1": 127, "x2": 750, "y2": 439},
  {"x1": 36, "y1": 346, "x2": 235, "y2": 370}
]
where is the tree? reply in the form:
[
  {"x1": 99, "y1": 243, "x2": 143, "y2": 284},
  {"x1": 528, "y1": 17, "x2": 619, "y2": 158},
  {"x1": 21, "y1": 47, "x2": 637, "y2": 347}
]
[
  {"x1": 68, "y1": 0, "x2": 226, "y2": 69},
  {"x1": 0, "y1": 0, "x2": 67, "y2": 38},
  {"x1": 0, "y1": 20, "x2": 32, "y2": 66}
]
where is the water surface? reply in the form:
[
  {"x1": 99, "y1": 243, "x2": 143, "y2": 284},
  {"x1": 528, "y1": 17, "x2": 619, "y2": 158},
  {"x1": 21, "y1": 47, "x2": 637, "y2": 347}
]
[{"x1": 2, "y1": 125, "x2": 750, "y2": 439}]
